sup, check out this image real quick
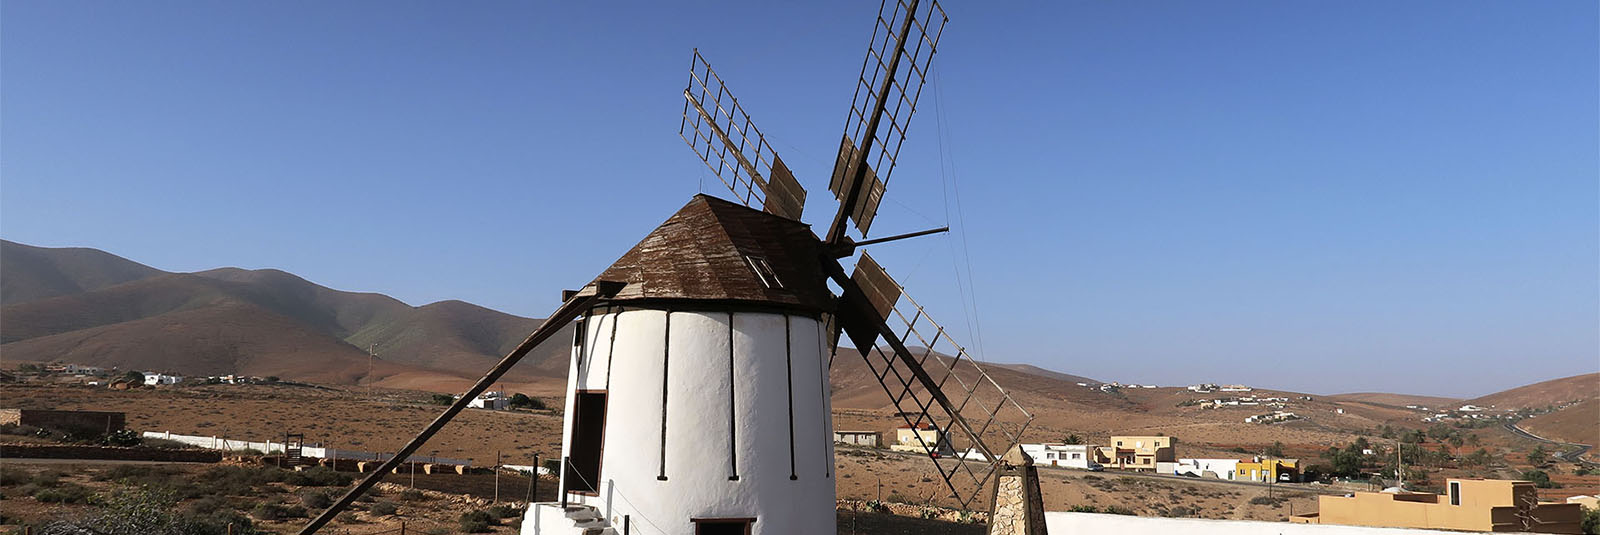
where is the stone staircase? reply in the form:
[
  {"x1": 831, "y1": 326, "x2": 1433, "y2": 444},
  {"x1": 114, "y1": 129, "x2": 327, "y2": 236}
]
[{"x1": 563, "y1": 504, "x2": 615, "y2": 535}]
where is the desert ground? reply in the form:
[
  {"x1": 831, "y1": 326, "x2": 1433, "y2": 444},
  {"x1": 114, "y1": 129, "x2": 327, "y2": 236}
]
[{"x1": 3, "y1": 376, "x2": 1593, "y2": 532}]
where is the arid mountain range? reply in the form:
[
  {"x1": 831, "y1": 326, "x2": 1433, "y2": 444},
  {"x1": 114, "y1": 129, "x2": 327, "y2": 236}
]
[
  {"x1": 2, "y1": 239, "x2": 1593, "y2": 416},
  {"x1": 0, "y1": 240, "x2": 571, "y2": 390}
]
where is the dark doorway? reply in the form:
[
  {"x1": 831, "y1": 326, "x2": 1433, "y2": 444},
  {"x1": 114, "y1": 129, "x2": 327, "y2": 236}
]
[
  {"x1": 693, "y1": 518, "x2": 754, "y2": 535},
  {"x1": 564, "y1": 391, "x2": 607, "y2": 494}
]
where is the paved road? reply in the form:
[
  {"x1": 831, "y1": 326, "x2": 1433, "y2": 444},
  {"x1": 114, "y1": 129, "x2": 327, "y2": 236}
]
[{"x1": 1504, "y1": 422, "x2": 1595, "y2": 467}]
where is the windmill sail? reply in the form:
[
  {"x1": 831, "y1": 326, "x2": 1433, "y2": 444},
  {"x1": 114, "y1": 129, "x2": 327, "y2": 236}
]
[
  {"x1": 829, "y1": 255, "x2": 1033, "y2": 509},
  {"x1": 826, "y1": 0, "x2": 947, "y2": 242},
  {"x1": 680, "y1": 49, "x2": 807, "y2": 220}
]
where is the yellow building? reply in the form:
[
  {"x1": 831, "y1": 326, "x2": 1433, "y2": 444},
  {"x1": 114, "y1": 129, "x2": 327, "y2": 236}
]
[
  {"x1": 1291, "y1": 478, "x2": 1582, "y2": 533},
  {"x1": 889, "y1": 423, "x2": 954, "y2": 456},
  {"x1": 1236, "y1": 457, "x2": 1299, "y2": 482},
  {"x1": 1093, "y1": 436, "x2": 1174, "y2": 471}
]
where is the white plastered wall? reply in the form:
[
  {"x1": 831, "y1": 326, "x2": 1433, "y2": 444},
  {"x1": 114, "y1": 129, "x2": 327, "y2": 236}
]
[{"x1": 541, "y1": 307, "x2": 835, "y2": 535}]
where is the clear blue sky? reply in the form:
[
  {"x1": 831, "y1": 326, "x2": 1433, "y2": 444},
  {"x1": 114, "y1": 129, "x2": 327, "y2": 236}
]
[{"x1": 3, "y1": 1, "x2": 1595, "y2": 398}]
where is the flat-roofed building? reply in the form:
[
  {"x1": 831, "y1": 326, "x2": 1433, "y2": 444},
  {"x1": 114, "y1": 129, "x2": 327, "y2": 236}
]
[
  {"x1": 1291, "y1": 479, "x2": 1582, "y2": 533},
  {"x1": 1175, "y1": 458, "x2": 1240, "y2": 479},
  {"x1": 1022, "y1": 443, "x2": 1100, "y2": 470},
  {"x1": 1237, "y1": 457, "x2": 1299, "y2": 482},
  {"x1": 1094, "y1": 436, "x2": 1175, "y2": 471},
  {"x1": 833, "y1": 430, "x2": 880, "y2": 447},
  {"x1": 890, "y1": 423, "x2": 954, "y2": 456}
]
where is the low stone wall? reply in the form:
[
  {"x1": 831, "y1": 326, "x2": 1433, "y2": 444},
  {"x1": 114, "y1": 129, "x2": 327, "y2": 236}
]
[
  {"x1": 0, "y1": 443, "x2": 222, "y2": 463},
  {"x1": 836, "y1": 499, "x2": 990, "y2": 524},
  {"x1": 0, "y1": 409, "x2": 125, "y2": 435}
]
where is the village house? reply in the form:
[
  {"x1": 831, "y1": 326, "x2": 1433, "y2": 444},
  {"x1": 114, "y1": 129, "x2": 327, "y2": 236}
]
[
  {"x1": 1020, "y1": 443, "x2": 1101, "y2": 470},
  {"x1": 142, "y1": 372, "x2": 182, "y2": 386},
  {"x1": 463, "y1": 391, "x2": 509, "y2": 410},
  {"x1": 1174, "y1": 458, "x2": 1241, "y2": 479},
  {"x1": 889, "y1": 423, "x2": 955, "y2": 457},
  {"x1": 1237, "y1": 457, "x2": 1300, "y2": 482},
  {"x1": 833, "y1": 430, "x2": 880, "y2": 447},
  {"x1": 1292, "y1": 479, "x2": 1582, "y2": 533},
  {"x1": 1094, "y1": 436, "x2": 1175, "y2": 471}
]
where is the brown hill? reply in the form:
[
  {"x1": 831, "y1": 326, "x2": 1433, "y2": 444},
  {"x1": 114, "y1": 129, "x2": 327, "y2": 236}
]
[
  {"x1": 989, "y1": 363, "x2": 1099, "y2": 385},
  {"x1": 0, "y1": 239, "x2": 162, "y2": 305},
  {"x1": 0, "y1": 240, "x2": 569, "y2": 387},
  {"x1": 1327, "y1": 392, "x2": 1463, "y2": 408},
  {"x1": 1520, "y1": 398, "x2": 1600, "y2": 447},
  {"x1": 1470, "y1": 373, "x2": 1599, "y2": 409}
]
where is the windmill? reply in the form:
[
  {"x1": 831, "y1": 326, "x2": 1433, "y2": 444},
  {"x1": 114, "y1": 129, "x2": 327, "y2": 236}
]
[
  {"x1": 677, "y1": 0, "x2": 1033, "y2": 511},
  {"x1": 298, "y1": 1, "x2": 1032, "y2": 534}
]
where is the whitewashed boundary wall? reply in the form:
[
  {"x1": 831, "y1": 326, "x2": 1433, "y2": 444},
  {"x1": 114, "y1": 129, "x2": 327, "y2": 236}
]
[
  {"x1": 1045, "y1": 512, "x2": 1480, "y2": 534},
  {"x1": 141, "y1": 431, "x2": 471, "y2": 466}
]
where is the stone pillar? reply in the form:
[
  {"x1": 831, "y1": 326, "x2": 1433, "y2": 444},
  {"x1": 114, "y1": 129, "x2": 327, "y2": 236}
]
[{"x1": 988, "y1": 446, "x2": 1047, "y2": 535}]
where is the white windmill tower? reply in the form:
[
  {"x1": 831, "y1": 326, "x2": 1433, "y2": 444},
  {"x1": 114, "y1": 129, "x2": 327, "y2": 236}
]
[
  {"x1": 528, "y1": 0, "x2": 1034, "y2": 532},
  {"x1": 294, "y1": 1, "x2": 1034, "y2": 534},
  {"x1": 538, "y1": 195, "x2": 842, "y2": 534}
]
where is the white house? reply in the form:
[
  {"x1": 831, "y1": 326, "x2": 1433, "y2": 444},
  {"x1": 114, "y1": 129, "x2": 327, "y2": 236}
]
[
  {"x1": 142, "y1": 373, "x2": 182, "y2": 386},
  {"x1": 833, "y1": 430, "x2": 880, "y2": 447},
  {"x1": 466, "y1": 391, "x2": 509, "y2": 410},
  {"x1": 1175, "y1": 458, "x2": 1240, "y2": 479},
  {"x1": 1022, "y1": 444, "x2": 1101, "y2": 470}
]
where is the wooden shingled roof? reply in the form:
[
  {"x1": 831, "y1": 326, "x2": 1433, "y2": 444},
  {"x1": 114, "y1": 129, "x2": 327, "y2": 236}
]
[{"x1": 592, "y1": 194, "x2": 835, "y2": 313}]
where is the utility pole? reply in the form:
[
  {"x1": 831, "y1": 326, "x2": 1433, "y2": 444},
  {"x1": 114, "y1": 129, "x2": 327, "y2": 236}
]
[
  {"x1": 1396, "y1": 438, "x2": 1405, "y2": 490},
  {"x1": 494, "y1": 450, "x2": 502, "y2": 503}
]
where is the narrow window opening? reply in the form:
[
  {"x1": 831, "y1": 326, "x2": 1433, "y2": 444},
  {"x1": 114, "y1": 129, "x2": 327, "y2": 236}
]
[
  {"x1": 565, "y1": 391, "x2": 607, "y2": 495},
  {"x1": 1449, "y1": 481, "x2": 1461, "y2": 506},
  {"x1": 744, "y1": 256, "x2": 783, "y2": 289}
]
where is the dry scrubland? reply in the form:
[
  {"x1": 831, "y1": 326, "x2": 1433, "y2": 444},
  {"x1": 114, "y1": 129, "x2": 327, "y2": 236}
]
[{"x1": 3, "y1": 373, "x2": 1595, "y2": 530}]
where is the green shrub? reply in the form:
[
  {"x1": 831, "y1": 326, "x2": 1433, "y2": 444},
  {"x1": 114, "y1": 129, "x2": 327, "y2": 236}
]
[
  {"x1": 430, "y1": 394, "x2": 455, "y2": 406},
  {"x1": 1102, "y1": 505, "x2": 1136, "y2": 515},
  {"x1": 177, "y1": 510, "x2": 257, "y2": 535},
  {"x1": 103, "y1": 429, "x2": 142, "y2": 447},
  {"x1": 29, "y1": 469, "x2": 66, "y2": 487},
  {"x1": 1249, "y1": 496, "x2": 1283, "y2": 505},
  {"x1": 33, "y1": 483, "x2": 92, "y2": 503},
  {"x1": 251, "y1": 502, "x2": 308, "y2": 520},
  {"x1": 87, "y1": 486, "x2": 257, "y2": 535},
  {"x1": 459, "y1": 509, "x2": 496, "y2": 532},
  {"x1": 508, "y1": 393, "x2": 547, "y2": 410},
  {"x1": 1067, "y1": 505, "x2": 1099, "y2": 513},
  {"x1": 199, "y1": 465, "x2": 285, "y2": 497},
  {"x1": 488, "y1": 504, "x2": 520, "y2": 518},
  {"x1": 284, "y1": 466, "x2": 352, "y2": 487},
  {"x1": 1521, "y1": 470, "x2": 1557, "y2": 488},
  {"x1": 400, "y1": 489, "x2": 427, "y2": 501},
  {"x1": 371, "y1": 500, "x2": 399, "y2": 516},
  {"x1": 186, "y1": 495, "x2": 229, "y2": 516},
  {"x1": 301, "y1": 489, "x2": 334, "y2": 509},
  {"x1": 0, "y1": 467, "x2": 32, "y2": 486}
]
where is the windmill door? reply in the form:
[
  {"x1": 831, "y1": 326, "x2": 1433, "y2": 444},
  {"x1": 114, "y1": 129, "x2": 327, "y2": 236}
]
[{"x1": 565, "y1": 390, "x2": 607, "y2": 494}]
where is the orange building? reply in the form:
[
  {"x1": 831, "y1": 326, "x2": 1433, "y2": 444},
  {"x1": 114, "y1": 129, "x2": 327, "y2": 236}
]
[{"x1": 1291, "y1": 478, "x2": 1582, "y2": 533}]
